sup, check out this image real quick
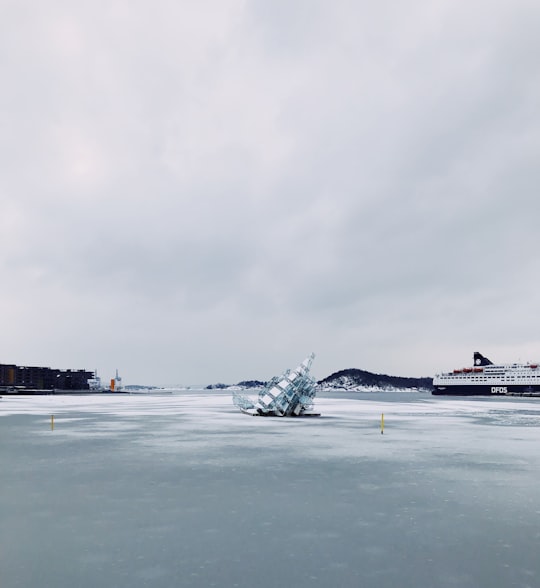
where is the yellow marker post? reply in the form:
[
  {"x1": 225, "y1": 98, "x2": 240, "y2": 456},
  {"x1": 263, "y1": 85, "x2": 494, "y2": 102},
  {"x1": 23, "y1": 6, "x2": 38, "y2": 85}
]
[
  {"x1": 381, "y1": 413, "x2": 384, "y2": 435},
  {"x1": 51, "y1": 415, "x2": 54, "y2": 431}
]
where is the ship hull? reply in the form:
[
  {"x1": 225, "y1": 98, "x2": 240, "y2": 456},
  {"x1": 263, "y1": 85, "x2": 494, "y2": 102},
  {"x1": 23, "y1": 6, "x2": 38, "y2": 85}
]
[{"x1": 433, "y1": 384, "x2": 540, "y2": 396}]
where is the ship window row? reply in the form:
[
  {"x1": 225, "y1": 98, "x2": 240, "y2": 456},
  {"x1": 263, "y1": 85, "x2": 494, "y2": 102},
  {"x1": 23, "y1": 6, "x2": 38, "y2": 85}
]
[{"x1": 444, "y1": 375, "x2": 539, "y2": 381}]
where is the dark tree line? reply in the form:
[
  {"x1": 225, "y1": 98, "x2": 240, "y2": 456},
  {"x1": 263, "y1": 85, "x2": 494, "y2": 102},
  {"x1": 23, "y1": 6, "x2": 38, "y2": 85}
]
[{"x1": 318, "y1": 368, "x2": 433, "y2": 391}]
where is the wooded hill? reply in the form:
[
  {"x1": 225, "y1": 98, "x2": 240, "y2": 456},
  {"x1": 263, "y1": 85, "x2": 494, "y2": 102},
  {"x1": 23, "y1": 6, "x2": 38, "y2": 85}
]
[
  {"x1": 206, "y1": 370, "x2": 433, "y2": 391},
  {"x1": 318, "y1": 368, "x2": 433, "y2": 391}
]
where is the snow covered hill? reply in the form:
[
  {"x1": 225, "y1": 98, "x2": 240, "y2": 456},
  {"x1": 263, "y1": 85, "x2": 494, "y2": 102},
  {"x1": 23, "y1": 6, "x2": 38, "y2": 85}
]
[{"x1": 317, "y1": 368, "x2": 433, "y2": 392}]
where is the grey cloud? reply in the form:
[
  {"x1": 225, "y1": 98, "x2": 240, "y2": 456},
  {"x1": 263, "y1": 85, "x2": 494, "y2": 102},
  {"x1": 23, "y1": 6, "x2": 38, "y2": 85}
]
[{"x1": 1, "y1": 0, "x2": 540, "y2": 384}]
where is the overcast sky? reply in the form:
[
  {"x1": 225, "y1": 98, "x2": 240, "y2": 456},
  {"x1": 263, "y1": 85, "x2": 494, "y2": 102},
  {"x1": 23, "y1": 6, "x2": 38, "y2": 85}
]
[{"x1": 1, "y1": 0, "x2": 540, "y2": 386}]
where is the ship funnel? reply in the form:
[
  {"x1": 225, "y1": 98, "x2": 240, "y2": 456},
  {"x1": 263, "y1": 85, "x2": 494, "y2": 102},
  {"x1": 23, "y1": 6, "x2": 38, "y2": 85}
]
[{"x1": 474, "y1": 352, "x2": 493, "y2": 366}]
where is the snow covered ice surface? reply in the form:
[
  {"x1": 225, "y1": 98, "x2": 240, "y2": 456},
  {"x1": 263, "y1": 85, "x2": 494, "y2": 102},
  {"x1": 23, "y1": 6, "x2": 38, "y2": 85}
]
[{"x1": 2, "y1": 391, "x2": 540, "y2": 588}]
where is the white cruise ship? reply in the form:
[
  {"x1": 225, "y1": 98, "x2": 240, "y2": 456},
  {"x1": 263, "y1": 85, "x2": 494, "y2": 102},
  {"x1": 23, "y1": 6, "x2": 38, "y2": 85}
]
[{"x1": 433, "y1": 352, "x2": 540, "y2": 396}]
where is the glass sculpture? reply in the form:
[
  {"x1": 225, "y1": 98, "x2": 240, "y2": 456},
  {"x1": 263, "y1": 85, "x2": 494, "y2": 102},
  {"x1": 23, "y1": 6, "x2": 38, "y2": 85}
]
[{"x1": 233, "y1": 353, "x2": 319, "y2": 417}]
